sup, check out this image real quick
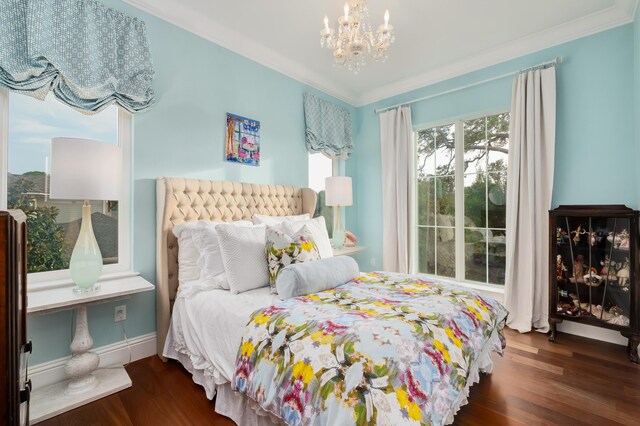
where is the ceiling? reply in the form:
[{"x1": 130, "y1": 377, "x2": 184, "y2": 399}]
[{"x1": 123, "y1": 0, "x2": 637, "y2": 106}]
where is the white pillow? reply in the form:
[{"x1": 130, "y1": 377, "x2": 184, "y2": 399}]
[
  {"x1": 216, "y1": 223, "x2": 269, "y2": 294},
  {"x1": 252, "y1": 213, "x2": 310, "y2": 225},
  {"x1": 172, "y1": 222, "x2": 202, "y2": 286},
  {"x1": 283, "y1": 216, "x2": 333, "y2": 259},
  {"x1": 192, "y1": 220, "x2": 253, "y2": 290}
]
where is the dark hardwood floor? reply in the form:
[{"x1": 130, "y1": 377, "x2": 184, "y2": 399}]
[{"x1": 40, "y1": 328, "x2": 640, "y2": 425}]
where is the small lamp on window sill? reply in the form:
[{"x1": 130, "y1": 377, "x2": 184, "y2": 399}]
[
  {"x1": 325, "y1": 176, "x2": 352, "y2": 249},
  {"x1": 50, "y1": 137, "x2": 122, "y2": 293}
]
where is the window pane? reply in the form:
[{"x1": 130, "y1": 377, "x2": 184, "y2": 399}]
[
  {"x1": 487, "y1": 113, "x2": 510, "y2": 170},
  {"x1": 465, "y1": 228, "x2": 487, "y2": 283},
  {"x1": 463, "y1": 117, "x2": 487, "y2": 175},
  {"x1": 464, "y1": 173, "x2": 486, "y2": 228},
  {"x1": 436, "y1": 227, "x2": 455, "y2": 278},
  {"x1": 417, "y1": 178, "x2": 435, "y2": 226},
  {"x1": 488, "y1": 229, "x2": 506, "y2": 285},
  {"x1": 434, "y1": 124, "x2": 455, "y2": 176},
  {"x1": 6, "y1": 93, "x2": 119, "y2": 273},
  {"x1": 417, "y1": 129, "x2": 435, "y2": 177},
  {"x1": 488, "y1": 173, "x2": 507, "y2": 229},
  {"x1": 436, "y1": 176, "x2": 455, "y2": 226},
  {"x1": 418, "y1": 226, "x2": 435, "y2": 275},
  {"x1": 308, "y1": 153, "x2": 334, "y2": 237}
]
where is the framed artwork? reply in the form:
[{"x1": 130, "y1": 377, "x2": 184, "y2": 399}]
[{"x1": 226, "y1": 113, "x2": 260, "y2": 166}]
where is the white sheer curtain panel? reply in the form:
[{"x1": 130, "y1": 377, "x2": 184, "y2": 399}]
[
  {"x1": 379, "y1": 106, "x2": 413, "y2": 273},
  {"x1": 504, "y1": 67, "x2": 556, "y2": 333}
]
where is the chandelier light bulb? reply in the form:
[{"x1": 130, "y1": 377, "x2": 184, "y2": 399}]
[
  {"x1": 324, "y1": 15, "x2": 329, "y2": 31},
  {"x1": 384, "y1": 9, "x2": 389, "y2": 29},
  {"x1": 344, "y1": 3, "x2": 349, "y2": 20}
]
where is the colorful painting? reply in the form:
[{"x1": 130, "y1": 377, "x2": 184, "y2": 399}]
[{"x1": 226, "y1": 113, "x2": 260, "y2": 166}]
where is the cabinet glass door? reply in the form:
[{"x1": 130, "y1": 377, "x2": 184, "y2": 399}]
[{"x1": 554, "y1": 216, "x2": 631, "y2": 327}]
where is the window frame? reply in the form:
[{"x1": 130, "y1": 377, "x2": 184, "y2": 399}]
[
  {"x1": 412, "y1": 110, "x2": 509, "y2": 290},
  {"x1": 307, "y1": 152, "x2": 343, "y2": 232},
  {"x1": 0, "y1": 88, "x2": 133, "y2": 291}
]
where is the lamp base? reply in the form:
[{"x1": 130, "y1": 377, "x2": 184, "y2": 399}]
[{"x1": 72, "y1": 282, "x2": 101, "y2": 294}]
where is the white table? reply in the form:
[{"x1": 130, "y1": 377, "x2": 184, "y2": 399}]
[
  {"x1": 332, "y1": 245, "x2": 365, "y2": 257},
  {"x1": 27, "y1": 274, "x2": 154, "y2": 424}
]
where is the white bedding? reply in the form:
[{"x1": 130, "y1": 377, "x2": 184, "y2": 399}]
[{"x1": 163, "y1": 285, "x2": 278, "y2": 397}]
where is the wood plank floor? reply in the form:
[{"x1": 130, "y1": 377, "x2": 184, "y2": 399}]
[{"x1": 40, "y1": 328, "x2": 640, "y2": 425}]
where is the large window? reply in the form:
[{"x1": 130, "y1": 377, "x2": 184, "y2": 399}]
[
  {"x1": 0, "y1": 90, "x2": 131, "y2": 285},
  {"x1": 416, "y1": 112, "x2": 509, "y2": 286}
]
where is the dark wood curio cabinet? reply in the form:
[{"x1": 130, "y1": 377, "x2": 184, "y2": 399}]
[{"x1": 549, "y1": 205, "x2": 639, "y2": 363}]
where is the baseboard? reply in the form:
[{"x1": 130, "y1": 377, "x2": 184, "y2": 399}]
[{"x1": 29, "y1": 332, "x2": 157, "y2": 391}]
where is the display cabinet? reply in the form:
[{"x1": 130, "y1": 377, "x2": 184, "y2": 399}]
[{"x1": 549, "y1": 205, "x2": 639, "y2": 362}]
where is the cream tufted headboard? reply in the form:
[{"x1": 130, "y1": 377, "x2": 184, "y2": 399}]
[{"x1": 156, "y1": 177, "x2": 317, "y2": 358}]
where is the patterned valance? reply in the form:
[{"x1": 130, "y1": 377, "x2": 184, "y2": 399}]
[
  {"x1": 0, "y1": 0, "x2": 155, "y2": 114},
  {"x1": 303, "y1": 92, "x2": 353, "y2": 159}
]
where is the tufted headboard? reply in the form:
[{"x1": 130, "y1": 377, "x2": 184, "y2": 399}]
[{"x1": 155, "y1": 177, "x2": 317, "y2": 358}]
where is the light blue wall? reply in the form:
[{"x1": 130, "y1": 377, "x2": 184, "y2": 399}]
[
  {"x1": 28, "y1": 0, "x2": 355, "y2": 365},
  {"x1": 347, "y1": 25, "x2": 636, "y2": 272}
]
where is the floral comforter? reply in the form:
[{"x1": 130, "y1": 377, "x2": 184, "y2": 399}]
[{"x1": 233, "y1": 272, "x2": 508, "y2": 425}]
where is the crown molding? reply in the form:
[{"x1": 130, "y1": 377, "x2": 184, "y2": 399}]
[
  {"x1": 122, "y1": 0, "x2": 637, "y2": 108},
  {"x1": 121, "y1": 0, "x2": 361, "y2": 105},
  {"x1": 355, "y1": 0, "x2": 638, "y2": 106}
]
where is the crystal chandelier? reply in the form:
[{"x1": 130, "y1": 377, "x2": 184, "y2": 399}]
[{"x1": 320, "y1": 0, "x2": 395, "y2": 73}]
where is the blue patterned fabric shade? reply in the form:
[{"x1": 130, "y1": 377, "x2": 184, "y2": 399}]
[
  {"x1": 0, "y1": 0, "x2": 155, "y2": 114},
  {"x1": 303, "y1": 92, "x2": 353, "y2": 159}
]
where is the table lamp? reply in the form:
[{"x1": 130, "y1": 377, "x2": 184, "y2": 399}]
[
  {"x1": 50, "y1": 138, "x2": 122, "y2": 293},
  {"x1": 325, "y1": 176, "x2": 352, "y2": 249}
]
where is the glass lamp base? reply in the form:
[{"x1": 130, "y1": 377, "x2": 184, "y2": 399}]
[
  {"x1": 333, "y1": 228, "x2": 346, "y2": 249},
  {"x1": 72, "y1": 282, "x2": 101, "y2": 294}
]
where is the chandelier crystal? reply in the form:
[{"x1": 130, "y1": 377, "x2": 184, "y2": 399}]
[{"x1": 320, "y1": 0, "x2": 395, "y2": 74}]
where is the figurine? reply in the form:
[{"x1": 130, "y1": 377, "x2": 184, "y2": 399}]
[
  {"x1": 584, "y1": 267, "x2": 602, "y2": 287},
  {"x1": 570, "y1": 254, "x2": 587, "y2": 283},
  {"x1": 556, "y1": 228, "x2": 568, "y2": 245},
  {"x1": 571, "y1": 225, "x2": 585, "y2": 245},
  {"x1": 600, "y1": 256, "x2": 617, "y2": 281},
  {"x1": 586, "y1": 228, "x2": 598, "y2": 246},
  {"x1": 616, "y1": 258, "x2": 630, "y2": 286},
  {"x1": 618, "y1": 229, "x2": 630, "y2": 250},
  {"x1": 556, "y1": 255, "x2": 568, "y2": 281}
]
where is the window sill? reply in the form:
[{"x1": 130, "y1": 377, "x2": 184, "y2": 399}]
[
  {"x1": 28, "y1": 271, "x2": 140, "y2": 293},
  {"x1": 27, "y1": 272, "x2": 154, "y2": 315},
  {"x1": 414, "y1": 273, "x2": 505, "y2": 302}
]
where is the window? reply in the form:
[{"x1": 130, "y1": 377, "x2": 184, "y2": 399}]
[
  {"x1": 416, "y1": 112, "x2": 509, "y2": 286},
  {"x1": 0, "y1": 90, "x2": 131, "y2": 286},
  {"x1": 308, "y1": 152, "x2": 334, "y2": 236}
]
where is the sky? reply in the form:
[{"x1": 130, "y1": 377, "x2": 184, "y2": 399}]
[{"x1": 8, "y1": 92, "x2": 118, "y2": 175}]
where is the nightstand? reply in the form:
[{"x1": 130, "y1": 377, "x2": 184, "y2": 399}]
[
  {"x1": 27, "y1": 274, "x2": 154, "y2": 424},
  {"x1": 333, "y1": 246, "x2": 365, "y2": 257}
]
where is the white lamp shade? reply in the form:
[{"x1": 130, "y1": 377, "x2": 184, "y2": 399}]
[
  {"x1": 50, "y1": 138, "x2": 122, "y2": 200},
  {"x1": 325, "y1": 176, "x2": 352, "y2": 206}
]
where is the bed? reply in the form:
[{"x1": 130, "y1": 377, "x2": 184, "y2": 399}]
[{"x1": 156, "y1": 177, "x2": 508, "y2": 425}]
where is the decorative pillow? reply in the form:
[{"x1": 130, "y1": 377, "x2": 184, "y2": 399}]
[
  {"x1": 216, "y1": 223, "x2": 269, "y2": 294},
  {"x1": 172, "y1": 222, "x2": 202, "y2": 286},
  {"x1": 252, "y1": 213, "x2": 310, "y2": 225},
  {"x1": 192, "y1": 220, "x2": 253, "y2": 290},
  {"x1": 276, "y1": 256, "x2": 360, "y2": 300},
  {"x1": 266, "y1": 225, "x2": 320, "y2": 294},
  {"x1": 283, "y1": 216, "x2": 333, "y2": 259}
]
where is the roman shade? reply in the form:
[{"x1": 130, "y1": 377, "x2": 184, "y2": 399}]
[
  {"x1": 0, "y1": 0, "x2": 155, "y2": 114},
  {"x1": 303, "y1": 92, "x2": 353, "y2": 159}
]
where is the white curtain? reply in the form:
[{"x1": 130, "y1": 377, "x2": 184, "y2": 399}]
[
  {"x1": 380, "y1": 106, "x2": 413, "y2": 273},
  {"x1": 504, "y1": 67, "x2": 556, "y2": 333}
]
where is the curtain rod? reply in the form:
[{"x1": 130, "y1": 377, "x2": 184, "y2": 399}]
[{"x1": 374, "y1": 56, "x2": 563, "y2": 114}]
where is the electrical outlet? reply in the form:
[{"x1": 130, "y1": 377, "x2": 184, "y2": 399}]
[
  {"x1": 115, "y1": 305, "x2": 126, "y2": 322},
  {"x1": 370, "y1": 257, "x2": 376, "y2": 267}
]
